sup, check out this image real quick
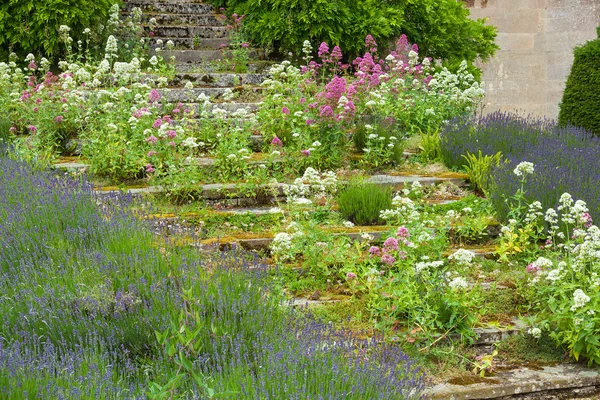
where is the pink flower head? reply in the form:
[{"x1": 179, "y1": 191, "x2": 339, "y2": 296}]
[
  {"x1": 331, "y1": 46, "x2": 343, "y2": 62},
  {"x1": 149, "y1": 89, "x2": 161, "y2": 103},
  {"x1": 162, "y1": 115, "x2": 172, "y2": 124},
  {"x1": 299, "y1": 97, "x2": 306, "y2": 104},
  {"x1": 381, "y1": 253, "x2": 396, "y2": 266},
  {"x1": 145, "y1": 164, "x2": 155, "y2": 173},
  {"x1": 149, "y1": 31, "x2": 155, "y2": 37},
  {"x1": 319, "y1": 105, "x2": 334, "y2": 118},
  {"x1": 169, "y1": 141, "x2": 176, "y2": 147},
  {"x1": 346, "y1": 272, "x2": 357, "y2": 281},
  {"x1": 582, "y1": 212, "x2": 593, "y2": 229},
  {"x1": 526, "y1": 263, "x2": 541, "y2": 274},
  {"x1": 365, "y1": 35, "x2": 378, "y2": 53},
  {"x1": 241, "y1": 42, "x2": 249, "y2": 48},
  {"x1": 172, "y1": 108, "x2": 180, "y2": 114},
  {"x1": 281, "y1": 107, "x2": 290, "y2": 115},
  {"x1": 9, "y1": 126, "x2": 16, "y2": 132},
  {"x1": 152, "y1": 118, "x2": 162, "y2": 129},
  {"x1": 28, "y1": 62, "x2": 37, "y2": 70},
  {"x1": 301, "y1": 149, "x2": 311, "y2": 157},
  {"x1": 35, "y1": 98, "x2": 42, "y2": 104},
  {"x1": 61, "y1": 98, "x2": 67, "y2": 103},
  {"x1": 411, "y1": 43, "x2": 419, "y2": 53},
  {"x1": 397, "y1": 251, "x2": 407, "y2": 260},
  {"x1": 147, "y1": 150, "x2": 157, "y2": 157},
  {"x1": 369, "y1": 246, "x2": 381, "y2": 256},
  {"x1": 166, "y1": 130, "x2": 177, "y2": 139},
  {"x1": 383, "y1": 237, "x2": 399, "y2": 251},
  {"x1": 27, "y1": 125, "x2": 37, "y2": 133},
  {"x1": 54, "y1": 116, "x2": 63, "y2": 123},
  {"x1": 145, "y1": 135, "x2": 158, "y2": 144},
  {"x1": 305, "y1": 119, "x2": 314, "y2": 126},
  {"x1": 318, "y1": 42, "x2": 330, "y2": 58},
  {"x1": 396, "y1": 226, "x2": 410, "y2": 239},
  {"x1": 271, "y1": 136, "x2": 282, "y2": 146}
]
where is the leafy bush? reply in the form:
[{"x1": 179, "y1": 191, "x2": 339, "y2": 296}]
[
  {"x1": 337, "y1": 182, "x2": 392, "y2": 225},
  {"x1": 440, "y1": 113, "x2": 600, "y2": 221},
  {"x1": 212, "y1": 0, "x2": 497, "y2": 63},
  {"x1": 558, "y1": 31, "x2": 600, "y2": 136},
  {"x1": 0, "y1": 0, "x2": 119, "y2": 60}
]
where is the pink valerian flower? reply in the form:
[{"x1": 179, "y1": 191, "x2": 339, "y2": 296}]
[
  {"x1": 33, "y1": 107, "x2": 39, "y2": 112},
  {"x1": 147, "y1": 150, "x2": 157, "y2": 157},
  {"x1": 166, "y1": 130, "x2": 177, "y2": 139},
  {"x1": 346, "y1": 272, "x2": 357, "y2": 281},
  {"x1": 281, "y1": 107, "x2": 290, "y2": 115},
  {"x1": 149, "y1": 89, "x2": 161, "y2": 103},
  {"x1": 365, "y1": 35, "x2": 378, "y2": 53},
  {"x1": 9, "y1": 126, "x2": 16, "y2": 133},
  {"x1": 582, "y1": 212, "x2": 593, "y2": 229},
  {"x1": 396, "y1": 34, "x2": 410, "y2": 54},
  {"x1": 35, "y1": 98, "x2": 42, "y2": 104},
  {"x1": 369, "y1": 246, "x2": 381, "y2": 256},
  {"x1": 301, "y1": 149, "x2": 311, "y2": 157},
  {"x1": 152, "y1": 118, "x2": 162, "y2": 129},
  {"x1": 397, "y1": 251, "x2": 407, "y2": 260},
  {"x1": 169, "y1": 141, "x2": 176, "y2": 147},
  {"x1": 132, "y1": 110, "x2": 143, "y2": 118},
  {"x1": 319, "y1": 105, "x2": 334, "y2": 118},
  {"x1": 305, "y1": 119, "x2": 315, "y2": 126},
  {"x1": 381, "y1": 254, "x2": 396, "y2": 266},
  {"x1": 299, "y1": 97, "x2": 306, "y2": 104},
  {"x1": 241, "y1": 42, "x2": 249, "y2": 48},
  {"x1": 331, "y1": 46, "x2": 343, "y2": 62},
  {"x1": 28, "y1": 62, "x2": 37, "y2": 70},
  {"x1": 271, "y1": 136, "x2": 282, "y2": 146},
  {"x1": 149, "y1": 31, "x2": 155, "y2": 37},
  {"x1": 396, "y1": 226, "x2": 410, "y2": 239},
  {"x1": 172, "y1": 108, "x2": 181, "y2": 114},
  {"x1": 28, "y1": 125, "x2": 37, "y2": 133},
  {"x1": 162, "y1": 115, "x2": 172, "y2": 124},
  {"x1": 145, "y1": 135, "x2": 158, "y2": 144},
  {"x1": 54, "y1": 116, "x2": 64, "y2": 123},
  {"x1": 411, "y1": 43, "x2": 419, "y2": 53},
  {"x1": 526, "y1": 263, "x2": 541, "y2": 274},
  {"x1": 383, "y1": 237, "x2": 399, "y2": 251},
  {"x1": 317, "y1": 42, "x2": 330, "y2": 59},
  {"x1": 145, "y1": 164, "x2": 155, "y2": 173}
]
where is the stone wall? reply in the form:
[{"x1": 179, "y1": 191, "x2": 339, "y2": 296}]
[{"x1": 466, "y1": 0, "x2": 600, "y2": 118}]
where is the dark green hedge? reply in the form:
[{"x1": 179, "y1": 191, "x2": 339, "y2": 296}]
[
  {"x1": 0, "y1": 0, "x2": 119, "y2": 60},
  {"x1": 558, "y1": 30, "x2": 600, "y2": 136},
  {"x1": 212, "y1": 0, "x2": 498, "y2": 64}
]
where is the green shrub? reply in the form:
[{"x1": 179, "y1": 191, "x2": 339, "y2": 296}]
[
  {"x1": 212, "y1": 0, "x2": 497, "y2": 63},
  {"x1": 0, "y1": 0, "x2": 119, "y2": 60},
  {"x1": 558, "y1": 31, "x2": 600, "y2": 136},
  {"x1": 337, "y1": 182, "x2": 392, "y2": 225}
]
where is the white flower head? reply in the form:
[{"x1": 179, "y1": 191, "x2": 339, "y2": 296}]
[{"x1": 513, "y1": 161, "x2": 534, "y2": 177}]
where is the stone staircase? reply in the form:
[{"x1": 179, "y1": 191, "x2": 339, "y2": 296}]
[{"x1": 123, "y1": 0, "x2": 270, "y2": 112}]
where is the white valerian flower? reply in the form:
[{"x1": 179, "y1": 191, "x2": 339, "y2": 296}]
[
  {"x1": 513, "y1": 161, "x2": 534, "y2": 177},
  {"x1": 448, "y1": 277, "x2": 469, "y2": 290},
  {"x1": 149, "y1": 56, "x2": 159, "y2": 66},
  {"x1": 105, "y1": 35, "x2": 118, "y2": 58},
  {"x1": 527, "y1": 327, "x2": 542, "y2": 339},
  {"x1": 312, "y1": 141, "x2": 321, "y2": 147},
  {"x1": 268, "y1": 207, "x2": 283, "y2": 214},
  {"x1": 181, "y1": 137, "x2": 200, "y2": 148},
  {"x1": 343, "y1": 221, "x2": 355, "y2": 228},
  {"x1": 448, "y1": 249, "x2": 476, "y2": 267},
  {"x1": 368, "y1": 134, "x2": 378, "y2": 140},
  {"x1": 184, "y1": 81, "x2": 193, "y2": 89},
  {"x1": 571, "y1": 289, "x2": 591, "y2": 311},
  {"x1": 293, "y1": 198, "x2": 312, "y2": 205}
]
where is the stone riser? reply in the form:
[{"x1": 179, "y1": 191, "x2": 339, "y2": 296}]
[
  {"x1": 146, "y1": 25, "x2": 228, "y2": 39},
  {"x1": 169, "y1": 73, "x2": 268, "y2": 87},
  {"x1": 142, "y1": 13, "x2": 224, "y2": 26},
  {"x1": 125, "y1": 2, "x2": 214, "y2": 14},
  {"x1": 157, "y1": 87, "x2": 263, "y2": 102},
  {"x1": 173, "y1": 60, "x2": 271, "y2": 73},
  {"x1": 154, "y1": 37, "x2": 229, "y2": 50}
]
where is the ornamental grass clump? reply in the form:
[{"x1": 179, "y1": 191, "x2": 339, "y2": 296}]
[
  {"x1": 440, "y1": 112, "x2": 600, "y2": 221},
  {"x1": 337, "y1": 182, "x2": 393, "y2": 225}
]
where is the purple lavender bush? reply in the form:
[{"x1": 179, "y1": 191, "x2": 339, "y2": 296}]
[
  {"x1": 440, "y1": 112, "x2": 600, "y2": 221},
  {"x1": 0, "y1": 156, "x2": 425, "y2": 399}
]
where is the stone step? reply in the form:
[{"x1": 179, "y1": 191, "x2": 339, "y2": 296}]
[
  {"x1": 146, "y1": 25, "x2": 228, "y2": 39},
  {"x1": 96, "y1": 174, "x2": 469, "y2": 206},
  {"x1": 156, "y1": 38, "x2": 229, "y2": 51},
  {"x1": 143, "y1": 13, "x2": 224, "y2": 26},
  {"x1": 169, "y1": 73, "x2": 268, "y2": 87},
  {"x1": 427, "y1": 363, "x2": 600, "y2": 400},
  {"x1": 158, "y1": 87, "x2": 263, "y2": 102},
  {"x1": 125, "y1": 2, "x2": 214, "y2": 14},
  {"x1": 162, "y1": 48, "x2": 223, "y2": 62},
  {"x1": 174, "y1": 60, "x2": 272, "y2": 73}
]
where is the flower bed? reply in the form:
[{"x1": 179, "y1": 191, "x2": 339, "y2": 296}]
[{"x1": 440, "y1": 112, "x2": 600, "y2": 221}]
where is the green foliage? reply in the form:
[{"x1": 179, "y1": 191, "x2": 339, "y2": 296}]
[
  {"x1": 461, "y1": 150, "x2": 502, "y2": 194},
  {"x1": 0, "y1": 0, "x2": 119, "y2": 60},
  {"x1": 419, "y1": 127, "x2": 442, "y2": 162},
  {"x1": 558, "y1": 35, "x2": 600, "y2": 136},
  {"x1": 212, "y1": 0, "x2": 497, "y2": 63},
  {"x1": 337, "y1": 182, "x2": 392, "y2": 225}
]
